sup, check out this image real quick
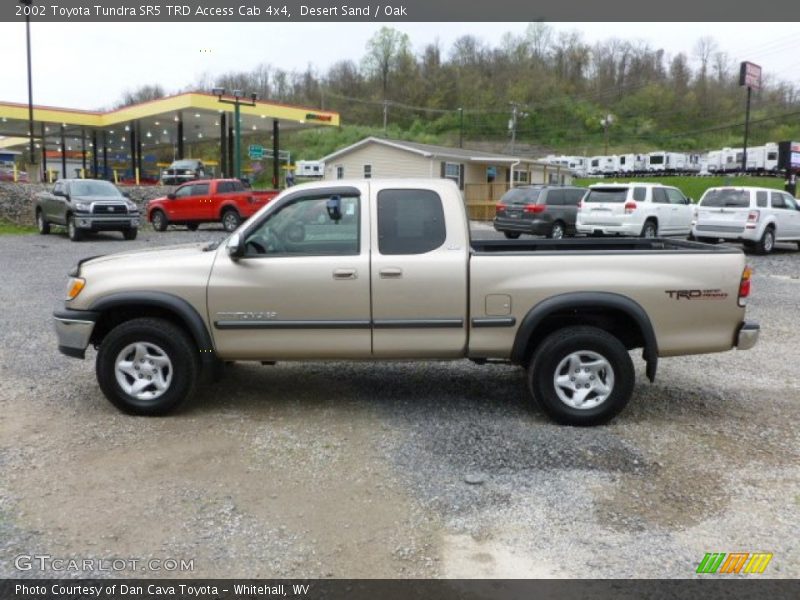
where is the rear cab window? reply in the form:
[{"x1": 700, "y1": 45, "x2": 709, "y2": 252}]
[{"x1": 377, "y1": 189, "x2": 446, "y2": 255}]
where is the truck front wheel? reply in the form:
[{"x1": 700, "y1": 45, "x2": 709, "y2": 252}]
[
  {"x1": 96, "y1": 317, "x2": 198, "y2": 416},
  {"x1": 528, "y1": 326, "x2": 634, "y2": 426}
]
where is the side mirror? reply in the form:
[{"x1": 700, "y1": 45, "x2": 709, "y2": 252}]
[
  {"x1": 326, "y1": 195, "x2": 342, "y2": 222},
  {"x1": 122, "y1": 191, "x2": 131, "y2": 199},
  {"x1": 167, "y1": 193, "x2": 177, "y2": 200},
  {"x1": 226, "y1": 233, "x2": 244, "y2": 259}
]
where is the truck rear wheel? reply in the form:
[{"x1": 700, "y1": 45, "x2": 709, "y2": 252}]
[
  {"x1": 503, "y1": 231, "x2": 521, "y2": 239},
  {"x1": 528, "y1": 326, "x2": 634, "y2": 426},
  {"x1": 221, "y1": 209, "x2": 241, "y2": 232},
  {"x1": 96, "y1": 317, "x2": 198, "y2": 416},
  {"x1": 36, "y1": 209, "x2": 50, "y2": 235}
]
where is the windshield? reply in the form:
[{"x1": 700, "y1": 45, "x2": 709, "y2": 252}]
[
  {"x1": 70, "y1": 180, "x2": 123, "y2": 197},
  {"x1": 172, "y1": 160, "x2": 200, "y2": 169},
  {"x1": 500, "y1": 188, "x2": 541, "y2": 205},
  {"x1": 700, "y1": 189, "x2": 750, "y2": 208},
  {"x1": 584, "y1": 188, "x2": 628, "y2": 203}
]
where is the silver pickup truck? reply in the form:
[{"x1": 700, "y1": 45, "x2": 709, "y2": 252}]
[{"x1": 54, "y1": 179, "x2": 759, "y2": 425}]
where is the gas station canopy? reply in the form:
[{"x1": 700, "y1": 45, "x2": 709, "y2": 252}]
[{"x1": 0, "y1": 92, "x2": 340, "y2": 183}]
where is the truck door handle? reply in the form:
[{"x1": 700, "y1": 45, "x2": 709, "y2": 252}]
[
  {"x1": 379, "y1": 267, "x2": 403, "y2": 279},
  {"x1": 333, "y1": 268, "x2": 357, "y2": 280}
]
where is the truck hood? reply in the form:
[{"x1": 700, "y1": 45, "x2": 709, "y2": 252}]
[
  {"x1": 78, "y1": 242, "x2": 216, "y2": 272},
  {"x1": 69, "y1": 242, "x2": 220, "y2": 312}
]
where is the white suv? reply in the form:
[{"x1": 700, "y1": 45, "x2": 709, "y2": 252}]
[
  {"x1": 576, "y1": 183, "x2": 693, "y2": 237},
  {"x1": 692, "y1": 187, "x2": 800, "y2": 254}
]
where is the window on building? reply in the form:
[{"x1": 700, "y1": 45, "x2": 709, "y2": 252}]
[
  {"x1": 363, "y1": 164, "x2": 372, "y2": 179},
  {"x1": 336, "y1": 166, "x2": 344, "y2": 180},
  {"x1": 443, "y1": 162, "x2": 460, "y2": 183},
  {"x1": 548, "y1": 173, "x2": 559, "y2": 184},
  {"x1": 512, "y1": 170, "x2": 529, "y2": 183},
  {"x1": 377, "y1": 189, "x2": 446, "y2": 255}
]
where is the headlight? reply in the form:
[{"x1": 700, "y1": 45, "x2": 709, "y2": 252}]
[
  {"x1": 74, "y1": 201, "x2": 91, "y2": 211},
  {"x1": 125, "y1": 200, "x2": 138, "y2": 211},
  {"x1": 66, "y1": 277, "x2": 86, "y2": 301}
]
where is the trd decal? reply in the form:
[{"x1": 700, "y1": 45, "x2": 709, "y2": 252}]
[{"x1": 665, "y1": 289, "x2": 729, "y2": 300}]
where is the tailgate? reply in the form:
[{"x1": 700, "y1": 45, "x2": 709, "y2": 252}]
[
  {"x1": 696, "y1": 207, "x2": 748, "y2": 233},
  {"x1": 581, "y1": 187, "x2": 628, "y2": 225}
]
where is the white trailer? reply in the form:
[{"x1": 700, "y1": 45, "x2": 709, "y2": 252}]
[
  {"x1": 616, "y1": 153, "x2": 646, "y2": 174},
  {"x1": 647, "y1": 151, "x2": 668, "y2": 172},
  {"x1": 296, "y1": 160, "x2": 324, "y2": 178},
  {"x1": 706, "y1": 150, "x2": 723, "y2": 173}
]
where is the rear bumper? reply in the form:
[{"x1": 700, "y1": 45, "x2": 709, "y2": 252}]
[
  {"x1": 576, "y1": 222, "x2": 641, "y2": 236},
  {"x1": 736, "y1": 320, "x2": 760, "y2": 350},
  {"x1": 691, "y1": 224, "x2": 758, "y2": 242},
  {"x1": 54, "y1": 308, "x2": 100, "y2": 359},
  {"x1": 494, "y1": 218, "x2": 550, "y2": 235}
]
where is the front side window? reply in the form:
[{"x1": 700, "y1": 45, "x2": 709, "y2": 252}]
[
  {"x1": 174, "y1": 185, "x2": 193, "y2": 199},
  {"x1": 192, "y1": 183, "x2": 209, "y2": 196},
  {"x1": 244, "y1": 194, "x2": 360, "y2": 257},
  {"x1": 770, "y1": 192, "x2": 786, "y2": 209},
  {"x1": 784, "y1": 195, "x2": 798, "y2": 210},
  {"x1": 377, "y1": 189, "x2": 446, "y2": 255},
  {"x1": 665, "y1": 188, "x2": 687, "y2": 205},
  {"x1": 652, "y1": 188, "x2": 669, "y2": 204}
]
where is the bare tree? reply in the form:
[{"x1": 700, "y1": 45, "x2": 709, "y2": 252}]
[{"x1": 362, "y1": 27, "x2": 412, "y2": 99}]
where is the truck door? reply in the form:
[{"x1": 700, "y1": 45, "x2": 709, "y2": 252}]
[
  {"x1": 370, "y1": 186, "x2": 469, "y2": 358},
  {"x1": 207, "y1": 184, "x2": 372, "y2": 360}
]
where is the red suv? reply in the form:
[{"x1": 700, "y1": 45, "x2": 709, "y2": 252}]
[{"x1": 148, "y1": 179, "x2": 278, "y2": 232}]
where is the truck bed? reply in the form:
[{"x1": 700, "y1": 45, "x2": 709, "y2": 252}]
[{"x1": 470, "y1": 237, "x2": 741, "y2": 254}]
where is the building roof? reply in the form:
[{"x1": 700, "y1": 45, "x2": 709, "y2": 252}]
[
  {"x1": 0, "y1": 92, "x2": 339, "y2": 152},
  {"x1": 320, "y1": 137, "x2": 550, "y2": 166}
]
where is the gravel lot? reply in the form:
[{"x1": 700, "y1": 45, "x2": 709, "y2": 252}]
[{"x1": 0, "y1": 223, "x2": 798, "y2": 579}]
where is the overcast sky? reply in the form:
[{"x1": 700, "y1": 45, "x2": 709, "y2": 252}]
[{"x1": 1, "y1": 22, "x2": 799, "y2": 110}]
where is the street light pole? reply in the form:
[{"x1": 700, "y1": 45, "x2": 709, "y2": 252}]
[
  {"x1": 20, "y1": 0, "x2": 36, "y2": 169},
  {"x1": 213, "y1": 88, "x2": 257, "y2": 180}
]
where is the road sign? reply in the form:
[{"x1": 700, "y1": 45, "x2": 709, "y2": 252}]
[{"x1": 248, "y1": 144, "x2": 264, "y2": 160}]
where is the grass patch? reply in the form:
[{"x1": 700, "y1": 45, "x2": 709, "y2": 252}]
[
  {"x1": 574, "y1": 176, "x2": 788, "y2": 202},
  {"x1": 0, "y1": 220, "x2": 37, "y2": 235}
]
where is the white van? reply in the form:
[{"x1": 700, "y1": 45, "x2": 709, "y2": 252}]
[
  {"x1": 692, "y1": 187, "x2": 800, "y2": 254},
  {"x1": 576, "y1": 182, "x2": 693, "y2": 237}
]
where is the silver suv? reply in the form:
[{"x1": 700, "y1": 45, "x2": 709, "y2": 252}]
[{"x1": 692, "y1": 187, "x2": 800, "y2": 254}]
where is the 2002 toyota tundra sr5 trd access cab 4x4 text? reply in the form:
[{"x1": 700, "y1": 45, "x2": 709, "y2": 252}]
[{"x1": 54, "y1": 179, "x2": 759, "y2": 425}]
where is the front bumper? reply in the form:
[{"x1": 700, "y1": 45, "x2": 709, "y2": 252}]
[
  {"x1": 75, "y1": 213, "x2": 140, "y2": 231},
  {"x1": 736, "y1": 320, "x2": 760, "y2": 350},
  {"x1": 54, "y1": 308, "x2": 99, "y2": 359}
]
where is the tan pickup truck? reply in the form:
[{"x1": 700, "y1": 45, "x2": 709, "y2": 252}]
[{"x1": 54, "y1": 179, "x2": 759, "y2": 425}]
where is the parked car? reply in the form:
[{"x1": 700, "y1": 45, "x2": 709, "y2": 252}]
[
  {"x1": 160, "y1": 159, "x2": 206, "y2": 185},
  {"x1": 54, "y1": 179, "x2": 759, "y2": 426},
  {"x1": 35, "y1": 179, "x2": 140, "y2": 241},
  {"x1": 494, "y1": 185, "x2": 586, "y2": 239},
  {"x1": 147, "y1": 179, "x2": 279, "y2": 232},
  {"x1": 692, "y1": 186, "x2": 800, "y2": 254},
  {"x1": 0, "y1": 167, "x2": 28, "y2": 182},
  {"x1": 576, "y1": 182, "x2": 693, "y2": 238}
]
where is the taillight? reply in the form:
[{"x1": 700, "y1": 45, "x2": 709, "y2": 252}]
[
  {"x1": 624, "y1": 201, "x2": 637, "y2": 214},
  {"x1": 524, "y1": 204, "x2": 546, "y2": 214},
  {"x1": 495, "y1": 203, "x2": 506, "y2": 212},
  {"x1": 738, "y1": 266, "x2": 753, "y2": 307},
  {"x1": 746, "y1": 210, "x2": 759, "y2": 228}
]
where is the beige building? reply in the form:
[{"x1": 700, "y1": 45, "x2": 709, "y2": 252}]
[{"x1": 319, "y1": 137, "x2": 573, "y2": 219}]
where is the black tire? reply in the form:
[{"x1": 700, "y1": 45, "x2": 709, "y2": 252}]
[
  {"x1": 96, "y1": 317, "x2": 198, "y2": 416},
  {"x1": 640, "y1": 220, "x2": 658, "y2": 238},
  {"x1": 186, "y1": 223, "x2": 199, "y2": 232},
  {"x1": 67, "y1": 215, "x2": 83, "y2": 241},
  {"x1": 549, "y1": 221, "x2": 566, "y2": 239},
  {"x1": 151, "y1": 210, "x2": 168, "y2": 232},
  {"x1": 696, "y1": 236, "x2": 720, "y2": 244},
  {"x1": 123, "y1": 228, "x2": 138, "y2": 241},
  {"x1": 503, "y1": 231, "x2": 521, "y2": 239},
  {"x1": 221, "y1": 209, "x2": 242, "y2": 232},
  {"x1": 754, "y1": 227, "x2": 775, "y2": 255},
  {"x1": 528, "y1": 326, "x2": 635, "y2": 426},
  {"x1": 36, "y1": 209, "x2": 50, "y2": 235}
]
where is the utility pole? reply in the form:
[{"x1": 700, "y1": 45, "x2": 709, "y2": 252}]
[
  {"x1": 20, "y1": 0, "x2": 36, "y2": 172},
  {"x1": 382, "y1": 100, "x2": 388, "y2": 137},
  {"x1": 601, "y1": 114, "x2": 614, "y2": 155},
  {"x1": 458, "y1": 107, "x2": 464, "y2": 148},
  {"x1": 509, "y1": 103, "x2": 519, "y2": 155}
]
